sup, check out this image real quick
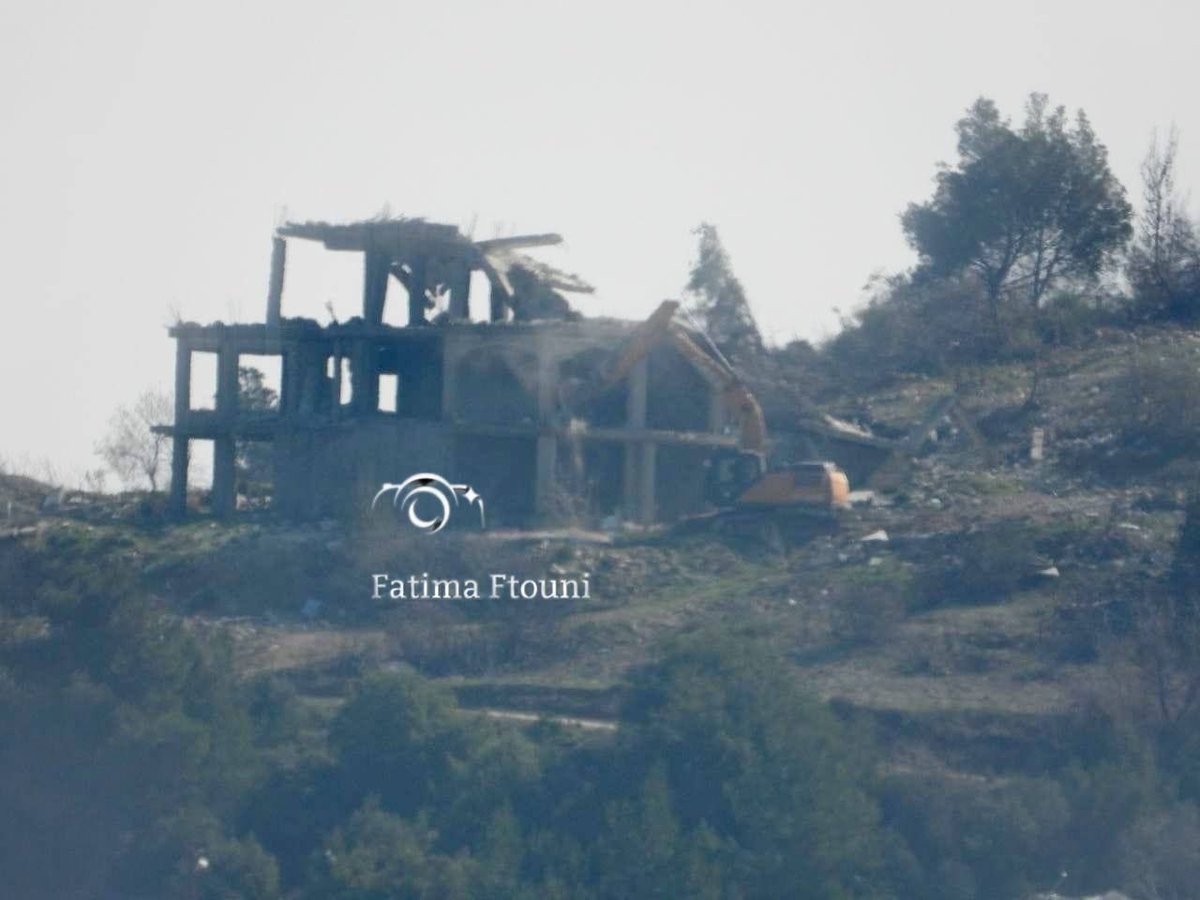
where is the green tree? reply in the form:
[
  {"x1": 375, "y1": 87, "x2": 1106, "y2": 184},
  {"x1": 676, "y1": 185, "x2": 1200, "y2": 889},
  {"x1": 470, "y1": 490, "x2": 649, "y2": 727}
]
[
  {"x1": 685, "y1": 223, "x2": 764, "y2": 363},
  {"x1": 0, "y1": 532, "x2": 262, "y2": 898},
  {"x1": 315, "y1": 799, "x2": 474, "y2": 900},
  {"x1": 620, "y1": 633, "x2": 887, "y2": 898},
  {"x1": 902, "y1": 94, "x2": 1132, "y2": 322},
  {"x1": 330, "y1": 669, "x2": 477, "y2": 816}
]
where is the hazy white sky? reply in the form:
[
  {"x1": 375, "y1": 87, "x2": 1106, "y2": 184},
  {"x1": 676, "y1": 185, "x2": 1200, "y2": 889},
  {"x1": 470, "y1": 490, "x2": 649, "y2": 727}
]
[{"x1": 2, "y1": 0, "x2": 1197, "y2": 483}]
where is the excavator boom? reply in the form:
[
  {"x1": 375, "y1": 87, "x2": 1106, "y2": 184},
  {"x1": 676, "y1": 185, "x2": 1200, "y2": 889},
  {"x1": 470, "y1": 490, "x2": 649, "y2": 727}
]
[{"x1": 578, "y1": 299, "x2": 847, "y2": 515}]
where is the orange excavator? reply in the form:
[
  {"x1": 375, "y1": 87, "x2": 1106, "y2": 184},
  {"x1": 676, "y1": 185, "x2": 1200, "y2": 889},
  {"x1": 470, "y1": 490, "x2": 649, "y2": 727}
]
[{"x1": 597, "y1": 300, "x2": 850, "y2": 514}]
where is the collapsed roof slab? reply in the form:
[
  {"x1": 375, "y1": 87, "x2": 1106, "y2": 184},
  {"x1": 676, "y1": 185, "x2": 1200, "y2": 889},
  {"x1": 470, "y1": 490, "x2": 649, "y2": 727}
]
[{"x1": 274, "y1": 216, "x2": 593, "y2": 326}]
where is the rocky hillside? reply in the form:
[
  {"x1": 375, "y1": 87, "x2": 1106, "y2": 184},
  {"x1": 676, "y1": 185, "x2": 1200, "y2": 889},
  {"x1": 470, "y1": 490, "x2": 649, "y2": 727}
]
[
  {"x1": 7, "y1": 327, "x2": 1198, "y2": 738},
  {"x1": 5, "y1": 325, "x2": 1200, "y2": 899}
]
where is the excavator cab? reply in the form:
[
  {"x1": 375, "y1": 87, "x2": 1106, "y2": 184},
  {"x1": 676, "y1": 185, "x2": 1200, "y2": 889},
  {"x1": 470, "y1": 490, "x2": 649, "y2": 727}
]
[
  {"x1": 736, "y1": 460, "x2": 851, "y2": 510},
  {"x1": 705, "y1": 449, "x2": 768, "y2": 507},
  {"x1": 706, "y1": 452, "x2": 851, "y2": 511}
]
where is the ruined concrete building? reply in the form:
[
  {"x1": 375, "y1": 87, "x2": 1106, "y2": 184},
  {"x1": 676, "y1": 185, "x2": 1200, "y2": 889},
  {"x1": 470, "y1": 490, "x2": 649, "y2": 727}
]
[{"x1": 160, "y1": 217, "x2": 766, "y2": 525}]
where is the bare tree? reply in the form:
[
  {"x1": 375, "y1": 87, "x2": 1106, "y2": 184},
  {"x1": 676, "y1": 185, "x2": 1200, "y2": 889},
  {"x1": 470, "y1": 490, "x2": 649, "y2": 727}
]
[
  {"x1": 96, "y1": 390, "x2": 173, "y2": 491},
  {"x1": 1129, "y1": 128, "x2": 1200, "y2": 320}
]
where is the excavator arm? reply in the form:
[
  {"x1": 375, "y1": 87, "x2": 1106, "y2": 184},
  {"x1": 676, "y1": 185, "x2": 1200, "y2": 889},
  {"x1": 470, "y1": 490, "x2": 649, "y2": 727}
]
[
  {"x1": 572, "y1": 297, "x2": 768, "y2": 455},
  {"x1": 663, "y1": 323, "x2": 767, "y2": 455}
]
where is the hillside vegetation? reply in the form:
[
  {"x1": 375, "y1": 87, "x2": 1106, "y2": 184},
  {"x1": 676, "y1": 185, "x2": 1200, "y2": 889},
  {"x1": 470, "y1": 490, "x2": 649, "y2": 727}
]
[
  {"x1": 5, "y1": 321, "x2": 1200, "y2": 899},
  {"x1": 8, "y1": 92, "x2": 1200, "y2": 899}
]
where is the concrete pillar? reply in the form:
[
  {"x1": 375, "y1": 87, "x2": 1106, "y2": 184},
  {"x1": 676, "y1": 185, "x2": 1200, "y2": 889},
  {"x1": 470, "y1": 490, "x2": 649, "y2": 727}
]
[
  {"x1": 331, "y1": 348, "x2": 343, "y2": 419},
  {"x1": 626, "y1": 358, "x2": 647, "y2": 426},
  {"x1": 213, "y1": 338, "x2": 239, "y2": 518},
  {"x1": 534, "y1": 434, "x2": 558, "y2": 519},
  {"x1": 212, "y1": 437, "x2": 236, "y2": 518},
  {"x1": 533, "y1": 342, "x2": 559, "y2": 518},
  {"x1": 536, "y1": 341, "x2": 558, "y2": 423},
  {"x1": 169, "y1": 340, "x2": 192, "y2": 515},
  {"x1": 363, "y1": 250, "x2": 389, "y2": 325},
  {"x1": 638, "y1": 441, "x2": 657, "y2": 524},
  {"x1": 622, "y1": 358, "x2": 649, "y2": 520},
  {"x1": 448, "y1": 263, "x2": 471, "y2": 320},
  {"x1": 266, "y1": 236, "x2": 286, "y2": 325},
  {"x1": 621, "y1": 442, "x2": 657, "y2": 524},
  {"x1": 622, "y1": 446, "x2": 638, "y2": 519},
  {"x1": 174, "y1": 340, "x2": 192, "y2": 422},
  {"x1": 280, "y1": 349, "x2": 294, "y2": 415},
  {"x1": 351, "y1": 341, "x2": 379, "y2": 413},
  {"x1": 300, "y1": 346, "x2": 323, "y2": 415},
  {"x1": 169, "y1": 437, "x2": 189, "y2": 516},
  {"x1": 408, "y1": 256, "x2": 428, "y2": 326},
  {"x1": 285, "y1": 344, "x2": 319, "y2": 416},
  {"x1": 216, "y1": 342, "x2": 239, "y2": 418},
  {"x1": 489, "y1": 279, "x2": 507, "y2": 322}
]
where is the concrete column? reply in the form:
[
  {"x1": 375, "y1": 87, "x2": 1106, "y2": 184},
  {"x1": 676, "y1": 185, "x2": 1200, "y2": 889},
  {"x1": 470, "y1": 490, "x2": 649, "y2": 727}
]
[
  {"x1": 174, "y1": 340, "x2": 192, "y2": 421},
  {"x1": 169, "y1": 340, "x2": 192, "y2": 516},
  {"x1": 621, "y1": 441, "x2": 657, "y2": 524},
  {"x1": 216, "y1": 342, "x2": 239, "y2": 418},
  {"x1": 622, "y1": 446, "x2": 638, "y2": 519},
  {"x1": 362, "y1": 250, "x2": 389, "y2": 325},
  {"x1": 536, "y1": 341, "x2": 558, "y2": 423},
  {"x1": 214, "y1": 338, "x2": 239, "y2": 518},
  {"x1": 331, "y1": 348, "x2": 343, "y2": 419},
  {"x1": 266, "y1": 236, "x2": 286, "y2": 325},
  {"x1": 489, "y1": 279, "x2": 507, "y2": 322},
  {"x1": 212, "y1": 437, "x2": 236, "y2": 518},
  {"x1": 408, "y1": 256, "x2": 428, "y2": 326},
  {"x1": 448, "y1": 263, "x2": 471, "y2": 320},
  {"x1": 169, "y1": 437, "x2": 189, "y2": 516},
  {"x1": 300, "y1": 345, "x2": 323, "y2": 415},
  {"x1": 534, "y1": 434, "x2": 558, "y2": 519},
  {"x1": 285, "y1": 344, "x2": 318, "y2": 416},
  {"x1": 626, "y1": 358, "x2": 647, "y2": 426},
  {"x1": 533, "y1": 341, "x2": 559, "y2": 518},
  {"x1": 351, "y1": 341, "x2": 379, "y2": 413},
  {"x1": 622, "y1": 358, "x2": 649, "y2": 520},
  {"x1": 280, "y1": 349, "x2": 294, "y2": 416},
  {"x1": 638, "y1": 441, "x2": 657, "y2": 524}
]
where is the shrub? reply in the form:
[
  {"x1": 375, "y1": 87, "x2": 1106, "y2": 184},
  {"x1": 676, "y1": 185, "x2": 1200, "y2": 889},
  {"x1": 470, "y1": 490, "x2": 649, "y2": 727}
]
[
  {"x1": 881, "y1": 773, "x2": 1070, "y2": 900},
  {"x1": 828, "y1": 559, "x2": 915, "y2": 646},
  {"x1": 914, "y1": 521, "x2": 1039, "y2": 607},
  {"x1": 824, "y1": 273, "x2": 999, "y2": 386},
  {"x1": 1107, "y1": 354, "x2": 1200, "y2": 461},
  {"x1": 1117, "y1": 804, "x2": 1200, "y2": 900}
]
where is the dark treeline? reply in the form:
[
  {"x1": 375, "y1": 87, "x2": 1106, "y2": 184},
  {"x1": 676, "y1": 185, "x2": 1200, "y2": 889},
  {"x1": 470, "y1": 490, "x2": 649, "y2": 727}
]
[{"x1": 5, "y1": 515, "x2": 1200, "y2": 899}]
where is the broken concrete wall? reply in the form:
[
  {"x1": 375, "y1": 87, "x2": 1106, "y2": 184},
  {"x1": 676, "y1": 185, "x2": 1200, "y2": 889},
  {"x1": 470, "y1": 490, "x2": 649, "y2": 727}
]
[
  {"x1": 646, "y1": 344, "x2": 714, "y2": 432},
  {"x1": 654, "y1": 444, "x2": 714, "y2": 520},
  {"x1": 274, "y1": 419, "x2": 453, "y2": 520},
  {"x1": 452, "y1": 434, "x2": 537, "y2": 525}
]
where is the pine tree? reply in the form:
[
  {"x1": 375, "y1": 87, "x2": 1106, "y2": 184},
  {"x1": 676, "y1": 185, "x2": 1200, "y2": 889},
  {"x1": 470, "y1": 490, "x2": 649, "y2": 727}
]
[{"x1": 685, "y1": 223, "x2": 764, "y2": 363}]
